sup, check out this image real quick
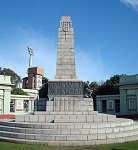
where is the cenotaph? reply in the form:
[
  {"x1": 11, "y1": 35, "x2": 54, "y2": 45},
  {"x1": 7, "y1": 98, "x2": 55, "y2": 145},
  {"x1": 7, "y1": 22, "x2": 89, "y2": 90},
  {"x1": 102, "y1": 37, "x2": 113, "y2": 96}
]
[
  {"x1": 47, "y1": 16, "x2": 93, "y2": 112},
  {"x1": 0, "y1": 16, "x2": 138, "y2": 146}
]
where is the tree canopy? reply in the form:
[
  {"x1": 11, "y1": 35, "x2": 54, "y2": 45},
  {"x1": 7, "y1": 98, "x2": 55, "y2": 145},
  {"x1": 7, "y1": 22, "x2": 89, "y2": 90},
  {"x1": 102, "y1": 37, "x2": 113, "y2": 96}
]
[
  {"x1": 39, "y1": 77, "x2": 49, "y2": 98},
  {"x1": 11, "y1": 86, "x2": 28, "y2": 95},
  {"x1": 90, "y1": 75, "x2": 125, "y2": 95},
  {"x1": 0, "y1": 67, "x2": 28, "y2": 95},
  {"x1": 90, "y1": 74, "x2": 125, "y2": 110},
  {"x1": 0, "y1": 67, "x2": 22, "y2": 85}
]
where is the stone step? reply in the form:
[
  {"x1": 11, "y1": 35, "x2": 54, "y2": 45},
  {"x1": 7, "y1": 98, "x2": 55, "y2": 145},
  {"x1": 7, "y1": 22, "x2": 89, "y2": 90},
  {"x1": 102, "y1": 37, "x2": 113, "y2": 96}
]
[
  {"x1": 34, "y1": 111, "x2": 98, "y2": 115},
  {"x1": 0, "y1": 135, "x2": 137, "y2": 146},
  {"x1": 0, "y1": 123, "x2": 138, "y2": 135},
  {"x1": 0, "y1": 128, "x2": 138, "y2": 141},
  {"x1": 54, "y1": 114, "x2": 116, "y2": 123},
  {"x1": 0, "y1": 119, "x2": 134, "y2": 129},
  {"x1": 0, "y1": 119, "x2": 137, "y2": 146},
  {"x1": 15, "y1": 113, "x2": 116, "y2": 123}
]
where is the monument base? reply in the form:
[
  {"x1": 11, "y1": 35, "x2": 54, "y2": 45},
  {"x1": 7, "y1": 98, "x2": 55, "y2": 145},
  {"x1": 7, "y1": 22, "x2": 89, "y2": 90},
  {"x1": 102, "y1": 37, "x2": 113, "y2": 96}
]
[
  {"x1": 48, "y1": 80, "x2": 84, "y2": 97},
  {"x1": 1, "y1": 81, "x2": 138, "y2": 146},
  {"x1": 0, "y1": 112, "x2": 138, "y2": 146},
  {"x1": 46, "y1": 97, "x2": 93, "y2": 112},
  {"x1": 47, "y1": 80, "x2": 93, "y2": 112},
  {"x1": 12, "y1": 82, "x2": 138, "y2": 145}
]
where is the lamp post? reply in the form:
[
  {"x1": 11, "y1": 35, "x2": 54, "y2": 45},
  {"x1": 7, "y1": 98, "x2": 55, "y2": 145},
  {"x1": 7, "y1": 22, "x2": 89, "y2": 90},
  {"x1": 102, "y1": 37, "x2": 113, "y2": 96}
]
[{"x1": 27, "y1": 46, "x2": 34, "y2": 68}]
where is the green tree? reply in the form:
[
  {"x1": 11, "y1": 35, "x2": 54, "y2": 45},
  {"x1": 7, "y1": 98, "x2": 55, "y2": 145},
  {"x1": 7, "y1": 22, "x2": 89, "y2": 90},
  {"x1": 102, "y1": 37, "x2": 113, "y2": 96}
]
[
  {"x1": 106, "y1": 75, "x2": 121, "y2": 86},
  {"x1": 0, "y1": 67, "x2": 22, "y2": 85},
  {"x1": 89, "y1": 81, "x2": 100, "y2": 110},
  {"x1": 89, "y1": 81, "x2": 100, "y2": 90},
  {"x1": 96, "y1": 74, "x2": 125, "y2": 95},
  {"x1": 90, "y1": 74, "x2": 125, "y2": 110},
  {"x1": 0, "y1": 67, "x2": 28, "y2": 95},
  {"x1": 39, "y1": 77, "x2": 49, "y2": 98},
  {"x1": 11, "y1": 86, "x2": 28, "y2": 95}
]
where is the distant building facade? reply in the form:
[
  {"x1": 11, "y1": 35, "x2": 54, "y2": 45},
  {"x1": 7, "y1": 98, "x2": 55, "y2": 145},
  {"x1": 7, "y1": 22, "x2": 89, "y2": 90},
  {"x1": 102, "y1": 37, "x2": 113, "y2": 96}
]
[
  {"x1": 120, "y1": 75, "x2": 138, "y2": 115},
  {"x1": 96, "y1": 94, "x2": 120, "y2": 114},
  {"x1": 0, "y1": 75, "x2": 38, "y2": 115},
  {"x1": 22, "y1": 66, "x2": 44, "y2": 90},
  {"x1": 96, "y1": 75, "x2": 138, "y2": 116}
]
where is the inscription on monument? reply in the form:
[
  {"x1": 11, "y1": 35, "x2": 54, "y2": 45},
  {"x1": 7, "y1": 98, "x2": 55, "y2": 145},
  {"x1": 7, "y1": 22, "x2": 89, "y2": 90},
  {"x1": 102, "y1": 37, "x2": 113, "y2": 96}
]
[{"x1": 48, "y1": 82, "x2": 83, "y2": 96}]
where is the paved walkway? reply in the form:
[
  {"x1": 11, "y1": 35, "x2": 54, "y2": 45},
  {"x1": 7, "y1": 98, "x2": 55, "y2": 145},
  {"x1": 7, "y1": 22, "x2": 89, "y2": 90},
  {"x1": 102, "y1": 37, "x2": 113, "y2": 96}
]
[{"x1": 0, "y1": 114, "x2": 15, "y2": 119}]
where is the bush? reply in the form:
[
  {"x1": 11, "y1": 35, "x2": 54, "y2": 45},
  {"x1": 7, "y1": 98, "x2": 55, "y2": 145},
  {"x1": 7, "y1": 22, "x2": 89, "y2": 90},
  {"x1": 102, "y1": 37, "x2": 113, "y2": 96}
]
[{"x1": 11, "y1": 86, "x2": 28, "y2": 95}]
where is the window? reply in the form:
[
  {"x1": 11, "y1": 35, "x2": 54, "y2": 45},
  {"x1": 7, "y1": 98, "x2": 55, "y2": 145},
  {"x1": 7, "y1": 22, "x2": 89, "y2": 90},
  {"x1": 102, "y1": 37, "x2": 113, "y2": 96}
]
[
  {"x1": 24, "y1": 100, "x2": 29, "y2": 112},
  {"x1": 102, "y1": 100, "x2": 106, "y2": 112},
  {"x1": 10, "y1": 100, "x2": 15, "y2": 112},
  {"x1": 128, "y1": 99, "x2": 136, "y2": 110},
  {"x1": 107, "y1": 100, "x2": 114, "y2": 111},
  {"x1": 115, "y1": 99, "x2": 120, "y2": 113}
]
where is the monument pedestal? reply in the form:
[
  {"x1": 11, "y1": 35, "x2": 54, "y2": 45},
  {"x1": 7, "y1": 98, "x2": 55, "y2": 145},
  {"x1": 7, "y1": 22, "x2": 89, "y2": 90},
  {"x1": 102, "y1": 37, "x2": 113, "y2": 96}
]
[
  {"x1": 47, "y1": 80, "x2": 93, "y2": 112},
  {"x1": 46, "y1": 97, "x2": 93, "y2": 112},
  {"x1": 48, "y1": 80, "x2": 84, "y2": 97}
]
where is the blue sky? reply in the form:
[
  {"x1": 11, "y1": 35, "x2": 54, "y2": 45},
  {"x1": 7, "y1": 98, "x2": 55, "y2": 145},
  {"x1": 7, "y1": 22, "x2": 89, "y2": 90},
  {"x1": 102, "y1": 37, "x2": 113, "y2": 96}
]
[{"x1": 0, "y1": 0, "x2": 138, "y2": 82}]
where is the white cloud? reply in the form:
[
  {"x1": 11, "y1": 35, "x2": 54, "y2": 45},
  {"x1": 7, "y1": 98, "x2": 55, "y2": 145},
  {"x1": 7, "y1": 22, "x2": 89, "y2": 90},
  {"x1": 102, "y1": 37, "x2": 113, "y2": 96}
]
[
  {"x1": 120, "y1": 0, "x2": 138, "y2": 11},
  {"x1": 0, "y1": 26, "x2": 108, "y2": 82}
]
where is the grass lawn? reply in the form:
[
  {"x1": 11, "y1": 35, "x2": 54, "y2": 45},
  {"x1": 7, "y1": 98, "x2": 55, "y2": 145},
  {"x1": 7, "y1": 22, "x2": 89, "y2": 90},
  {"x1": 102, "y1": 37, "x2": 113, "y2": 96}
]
[{"x1": 0, "y1": 140, "x2": 138, "y2": 150}]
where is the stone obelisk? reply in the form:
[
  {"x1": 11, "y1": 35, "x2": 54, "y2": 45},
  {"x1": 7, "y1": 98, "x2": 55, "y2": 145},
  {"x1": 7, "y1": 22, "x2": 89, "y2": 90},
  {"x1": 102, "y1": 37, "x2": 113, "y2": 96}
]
[
  {"x1": 47, "y1": 16, "x2": 92, "y2": 112},
  {"x1": 55, "y1": 16, "x2": 77, "y2": 80}
]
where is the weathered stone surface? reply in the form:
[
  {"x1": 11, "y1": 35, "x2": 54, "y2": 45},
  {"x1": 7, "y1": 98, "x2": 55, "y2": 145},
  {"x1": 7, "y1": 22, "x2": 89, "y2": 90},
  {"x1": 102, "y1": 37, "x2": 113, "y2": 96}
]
[
  {"x1": 15, "y1": 116, "x2": 24, "y2": 122},
  {"x1": 55, "y1": 16, "x2": 77, "y2": 80},
  {"x1": 46, "y1": 95, "x2": 94, "y2": 112},
  {"x1": 48, "y1": 81, "x2": 83, "y2": 96}
]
